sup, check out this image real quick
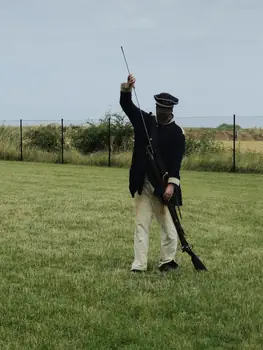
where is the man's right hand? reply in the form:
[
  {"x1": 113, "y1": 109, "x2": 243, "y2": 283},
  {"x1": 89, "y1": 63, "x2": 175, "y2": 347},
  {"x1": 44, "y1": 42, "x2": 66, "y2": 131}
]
[{"x1": 128, "y1": 74, "x2": 136, "y2": 87}]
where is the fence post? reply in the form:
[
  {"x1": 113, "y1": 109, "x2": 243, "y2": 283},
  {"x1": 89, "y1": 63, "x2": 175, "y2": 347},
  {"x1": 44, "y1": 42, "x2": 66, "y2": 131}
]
[
  {"x1": 232, "y1": 114, "x2": 236, "y2": 172},
  {"x1": 108, "y1": 115, "x2": 111, "y2": 167},
  {"x1": 20, "y1": 118, "x2": 23, "y2": 161},
  {"x1": 61, "y1": 118, "x2": 64, "y2": 164}
]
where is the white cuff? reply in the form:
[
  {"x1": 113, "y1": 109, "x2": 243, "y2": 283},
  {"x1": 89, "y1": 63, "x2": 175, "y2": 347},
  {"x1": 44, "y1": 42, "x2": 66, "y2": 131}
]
[
  {"x1": 168, "y1": 177, "x2": 180, "y2": 186},
  {"x1": 120, "y1": 82, "x2": 132, "y2": 92}
]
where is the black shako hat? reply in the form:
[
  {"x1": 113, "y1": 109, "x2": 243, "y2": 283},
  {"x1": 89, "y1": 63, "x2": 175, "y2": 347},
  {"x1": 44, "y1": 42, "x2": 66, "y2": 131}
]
[{"x1": 154, "y1": 92, "x2": 179, "y2": 108}]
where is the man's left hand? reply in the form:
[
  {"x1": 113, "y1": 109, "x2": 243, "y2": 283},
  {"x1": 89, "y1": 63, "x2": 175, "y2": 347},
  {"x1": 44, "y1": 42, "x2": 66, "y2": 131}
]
[{"x1": 163, "y1": 184, "x2": 175, "y2": 202}]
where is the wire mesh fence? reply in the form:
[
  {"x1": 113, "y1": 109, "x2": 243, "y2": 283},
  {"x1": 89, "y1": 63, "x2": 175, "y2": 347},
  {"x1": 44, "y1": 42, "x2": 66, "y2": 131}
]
[{"x1": 0, "y1": 115, "x2": 263, "y2": 172}]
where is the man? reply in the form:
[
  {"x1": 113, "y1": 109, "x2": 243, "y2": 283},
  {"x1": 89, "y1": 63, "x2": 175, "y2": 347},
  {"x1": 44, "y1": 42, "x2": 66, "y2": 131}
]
[{"x1": 119, "y1": 73, "x2": 185, "y2": 272}]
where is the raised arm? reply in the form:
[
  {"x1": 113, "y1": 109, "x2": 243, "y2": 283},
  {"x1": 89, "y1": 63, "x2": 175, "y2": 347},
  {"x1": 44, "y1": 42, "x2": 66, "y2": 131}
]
[{"x1": 119, "y1": 74, "x2": 152, "y2": 130}]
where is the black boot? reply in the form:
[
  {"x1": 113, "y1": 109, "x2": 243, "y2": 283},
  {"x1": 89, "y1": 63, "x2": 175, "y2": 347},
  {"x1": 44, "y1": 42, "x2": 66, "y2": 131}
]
[{"x1": 159, "y1": 260, "x2": 179, "y2": 272}]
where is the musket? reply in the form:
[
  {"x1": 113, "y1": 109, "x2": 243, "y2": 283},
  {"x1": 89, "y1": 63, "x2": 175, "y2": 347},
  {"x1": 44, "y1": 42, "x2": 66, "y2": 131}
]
[{"x1": 120, "y1": 46, "x2": 207, "y2": 271}]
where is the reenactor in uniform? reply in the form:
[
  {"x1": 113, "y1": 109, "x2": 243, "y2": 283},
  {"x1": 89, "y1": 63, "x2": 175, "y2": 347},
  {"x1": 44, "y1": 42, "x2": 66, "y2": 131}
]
[{"x1": 119, "y1": 74, "x2": 186, "y2": 272}]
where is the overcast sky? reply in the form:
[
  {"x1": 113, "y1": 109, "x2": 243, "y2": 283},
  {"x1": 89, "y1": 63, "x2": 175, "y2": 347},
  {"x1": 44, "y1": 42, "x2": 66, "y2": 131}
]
[{"x1": 1, "y1": 0, "x2": 263, "y2": 127}]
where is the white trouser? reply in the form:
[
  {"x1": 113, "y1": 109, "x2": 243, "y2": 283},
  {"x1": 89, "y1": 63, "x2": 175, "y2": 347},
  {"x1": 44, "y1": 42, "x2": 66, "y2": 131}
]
[{"x1": 131, "y1": 177, "x2": 178, "y2": 271}]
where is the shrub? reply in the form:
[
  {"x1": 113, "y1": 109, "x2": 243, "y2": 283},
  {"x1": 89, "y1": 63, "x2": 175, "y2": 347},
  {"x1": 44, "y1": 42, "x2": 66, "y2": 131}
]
[
  {"x1": 185, "y1": 132, "x2": 223, "y2": 156},
  {"x1": 1, "y1": 116, "x2": 263, "y2": 174},
  {"x1": 217, "y1": 123, "x2": 242, "y2": 131},
  {"x1": 24, "y1": 124, "x2": 61, "y2": 152},
  {"x1": 70, "y1": 113, "x2": 134, "y2": 154},
  {"x1": 108, "y1": 113, "x2": 134, "y2": 152},
  {"x1": 70, "y1": 122, "x2": 109, "y2": 154}
]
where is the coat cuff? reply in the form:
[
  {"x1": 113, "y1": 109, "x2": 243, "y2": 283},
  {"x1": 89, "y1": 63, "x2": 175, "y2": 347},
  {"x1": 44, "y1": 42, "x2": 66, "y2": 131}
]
[
  {"x1": 120, "y1": 82, "x2": 132, "y2": 92},
  {"x1": 168, "y1": 177, "x2": 180, "y2": 186}
]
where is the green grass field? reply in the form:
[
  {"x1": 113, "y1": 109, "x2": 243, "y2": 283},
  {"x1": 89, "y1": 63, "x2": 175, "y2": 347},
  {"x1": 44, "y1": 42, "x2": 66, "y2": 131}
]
[{"x1": 0, "y1": 161, "x2": 262, "y2": 349}]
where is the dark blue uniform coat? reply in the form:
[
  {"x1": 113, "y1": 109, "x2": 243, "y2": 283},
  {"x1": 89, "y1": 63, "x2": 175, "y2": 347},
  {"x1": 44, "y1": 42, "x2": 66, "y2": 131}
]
[{"x1": 119, "y1": 83, "x2": 185, "y2": 206}]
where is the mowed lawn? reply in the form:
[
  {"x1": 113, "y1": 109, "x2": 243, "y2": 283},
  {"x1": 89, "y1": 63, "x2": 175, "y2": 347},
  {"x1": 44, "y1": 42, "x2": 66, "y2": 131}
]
[{"x1": 0, "y1": 161, "x2": 262, "y2": 349}]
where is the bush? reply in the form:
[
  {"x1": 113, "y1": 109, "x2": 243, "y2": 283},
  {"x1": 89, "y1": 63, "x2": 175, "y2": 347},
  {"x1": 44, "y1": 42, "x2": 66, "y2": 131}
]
[
  {"x1": 20, "y1": 116, "x2": 223, "y2": 157},
  {"x1": 69, "y1": 113, "x2": 134, "y2": 154},
  {"x1": 70, "y1": 122, "x2": 109, "y2": 154},
  {"x1": 185, "y1": 132, "x2": 223, "y2": 156},
  {"x1": 108, "y1": 113, "x2": 134, "y2": 151},
  {"x1": 217, "y1": 123, "x2": 242, "y2": 131},
  {"x1": 1, "y1": 115, "x2": 263, "y2": 174},
  {"x1": 24, "y1": 124, "x2": 61, "y2": 152}
]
